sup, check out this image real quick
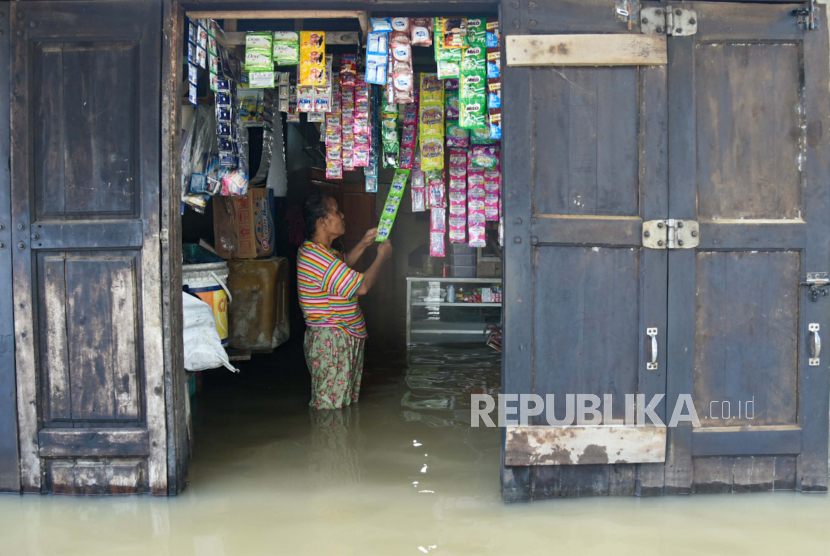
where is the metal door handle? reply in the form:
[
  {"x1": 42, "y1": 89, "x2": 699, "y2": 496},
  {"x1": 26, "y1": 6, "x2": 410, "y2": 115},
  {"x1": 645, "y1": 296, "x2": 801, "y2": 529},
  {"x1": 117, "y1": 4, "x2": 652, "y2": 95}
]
[
  {"x1": 809, "y1": 323, "x2": 821, "y2": 366},
  {"x1": 647, "y1": 327, "x2": 658, "y2": 370}
]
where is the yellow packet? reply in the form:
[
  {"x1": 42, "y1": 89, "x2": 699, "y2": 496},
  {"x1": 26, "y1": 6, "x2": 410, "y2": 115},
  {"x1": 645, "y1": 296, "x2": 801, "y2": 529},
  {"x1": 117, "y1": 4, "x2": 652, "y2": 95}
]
[
  {"x1": 419, "y1": 104, "x2": 445, "y2": 139},
  {"x1": 300, "y1": 31, "x2": 326, "y2": 85},
  {"x1": 419, "y1": 73, "x2": 444, "y2": 106}
]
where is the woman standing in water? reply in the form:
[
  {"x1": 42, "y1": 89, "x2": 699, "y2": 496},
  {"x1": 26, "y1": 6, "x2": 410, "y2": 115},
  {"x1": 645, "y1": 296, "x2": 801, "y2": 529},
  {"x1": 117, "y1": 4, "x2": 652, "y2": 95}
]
[{"x1": 297, "y1": 192, "x2": 393, "y2": 409}]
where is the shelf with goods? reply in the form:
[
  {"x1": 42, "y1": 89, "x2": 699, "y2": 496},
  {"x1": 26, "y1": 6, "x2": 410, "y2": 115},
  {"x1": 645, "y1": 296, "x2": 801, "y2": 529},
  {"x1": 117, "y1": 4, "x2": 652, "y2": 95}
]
[{"x1": 406, "y1": 276, "x2": 502, "y2": 346}]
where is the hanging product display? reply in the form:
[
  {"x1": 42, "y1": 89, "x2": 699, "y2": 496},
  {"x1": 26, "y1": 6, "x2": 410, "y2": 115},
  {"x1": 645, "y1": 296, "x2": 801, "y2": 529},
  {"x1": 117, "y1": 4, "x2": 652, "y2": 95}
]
[
  {"x1": 460, "y1": 17, "x2": 487, "y2": 130},
  {"x1": 273, "y1": 31, "x2": 300, "y2": 65},
  {"x1": 411, "y1": 166, "x2": 426, "y2": 212},
  {"x1": 419, "y1": 74, "x2": 445, "y2": 171},
  {"x1": 467, "y1": 158, "x2": 487, "y2": 248},
  {"x1": 486, "y1": 18, "x2": 502, "y2": 139},
  {"x1": 390, "y1": 18, "x2": 415, "y2": 104},
  {"x1": 365, "y1": 85, "x2": 381, "y2": 192},
  {"x1": 430, "y1": 206, "x2": 446, "y2": 257},
  {"x1": 377, "y1": 169, "x2": 410, "y2": 242},
  {"x1": 300, "y1": 31, "x2": 326, "y2": 85},
  {"x1": 411, "y1": 18, "x2": 433, "y2": 47},
  {"x1": 399, "y1": 98, "x2": 419, "y2": 170},
  {"x1": 245, "y1": 32, "x2": 273, "y2": 88},
  {"x1": 448, "y1": 148, "x2": 468, "y2": 243},
  {"x1": 326, "y1": 82, "x2": 343, "y2": 179},
  {"x1": 353, "y1": 75, "x2": 371, "y2": 167},
  {"x1": 381, "y1": 94, "x2": 399, "y2": 168},
  {"x1": 186, "y1": 18, "x2": 200, "y2": 106},
  {"x1": 434, "y1": 17, "x2": 465, "y2": 79},
  {"x1": 366, "y1": 31, "x2": 389, "y2": 85},
  {"x1": 341, "y1": 74, "x2": 356, "y2": 171},
  {"x1": 484, "y1": 164, "x2": 501, "y2": 221},
  {"x1": 444, "y1": 79, "x2": 470, "y2": 148},
  {"x1": 427, "y1": 169, "x2": 446, "y2": 209}
]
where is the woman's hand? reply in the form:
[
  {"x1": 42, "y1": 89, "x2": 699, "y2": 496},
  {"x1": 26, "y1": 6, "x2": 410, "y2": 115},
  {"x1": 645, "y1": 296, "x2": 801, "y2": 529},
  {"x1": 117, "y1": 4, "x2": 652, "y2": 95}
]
[
  {"x1": 377, "y1": 240, "x2": 393, "y2": 261},
  {"x1": 360, "y1": 228, "x2": 379, "y2": 247}
]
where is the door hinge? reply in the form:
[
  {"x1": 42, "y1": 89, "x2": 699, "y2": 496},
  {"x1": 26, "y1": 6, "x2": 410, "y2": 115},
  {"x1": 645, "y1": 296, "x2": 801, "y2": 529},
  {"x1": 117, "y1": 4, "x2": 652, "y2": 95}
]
[
  {"x1": 640, "y1": 6, "x2": 698, "y2": 36},
  {"x1": 793, "y1": 0, "x2": 819, "y2": 31},
  {"x1": 642, "y1": 219, "x2": 699, "y2": 249}
]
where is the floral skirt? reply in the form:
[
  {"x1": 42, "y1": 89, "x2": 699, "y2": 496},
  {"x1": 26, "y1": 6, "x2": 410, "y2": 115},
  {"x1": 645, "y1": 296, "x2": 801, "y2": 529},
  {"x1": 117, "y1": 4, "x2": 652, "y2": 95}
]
[{"x1": 303, "y1": 326, "x2": 365, "y2": 409}]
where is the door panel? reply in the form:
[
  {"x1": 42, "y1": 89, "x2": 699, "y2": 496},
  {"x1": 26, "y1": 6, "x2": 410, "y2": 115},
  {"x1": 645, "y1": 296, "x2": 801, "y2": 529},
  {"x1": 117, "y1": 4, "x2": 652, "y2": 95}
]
[
  {"x1": 666, "y1": 2, "x2": 829, "y2": 494},
  {"x1": 11, "y1": 0, "x2": 165, "y2": 494},
  {"x1": 502, "y1": 0, "x2": 669, "y2": 501}
]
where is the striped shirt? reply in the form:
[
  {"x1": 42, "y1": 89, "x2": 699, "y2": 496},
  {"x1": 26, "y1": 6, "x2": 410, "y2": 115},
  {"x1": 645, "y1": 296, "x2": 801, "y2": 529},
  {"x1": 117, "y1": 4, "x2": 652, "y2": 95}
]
[{"x1": 297, "y1": 241, "x2": 367, "y2": 339}]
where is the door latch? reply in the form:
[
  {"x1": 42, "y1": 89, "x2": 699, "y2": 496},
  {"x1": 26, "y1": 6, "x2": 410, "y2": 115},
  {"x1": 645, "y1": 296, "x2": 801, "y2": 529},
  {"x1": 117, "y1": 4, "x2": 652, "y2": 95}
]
[
  {"x1": 642, "y1": 219, "x2": 699, "y2": 249},
  {"x1": 801, "y1": 272, "x2": 830, "y2": 302},
  {"x1": 793, "y1": 0, "x2": 819, "y2": 31},
  {"x1": 640, "y1": 6, "x2": 698, "y2": 36}
]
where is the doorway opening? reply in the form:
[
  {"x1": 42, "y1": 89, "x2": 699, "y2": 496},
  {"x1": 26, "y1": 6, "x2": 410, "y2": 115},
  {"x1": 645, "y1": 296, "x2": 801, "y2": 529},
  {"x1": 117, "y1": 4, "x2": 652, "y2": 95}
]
[{"x1": 173, "y1": 7, "x2": 505, "y2": 496}]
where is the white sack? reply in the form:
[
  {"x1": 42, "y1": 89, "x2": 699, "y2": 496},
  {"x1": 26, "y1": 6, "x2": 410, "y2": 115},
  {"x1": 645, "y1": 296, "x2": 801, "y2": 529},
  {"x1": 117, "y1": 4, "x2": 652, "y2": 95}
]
[{"x1": 182, "y1": 292, "x2": 238, "y2": 372}]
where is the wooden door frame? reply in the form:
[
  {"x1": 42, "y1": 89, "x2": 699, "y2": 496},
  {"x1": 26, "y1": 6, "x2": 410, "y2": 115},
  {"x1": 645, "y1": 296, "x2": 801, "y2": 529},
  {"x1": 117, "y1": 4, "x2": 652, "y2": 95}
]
[{"x1": 0, "y1": 0, "x2": 20, "y2": 493}]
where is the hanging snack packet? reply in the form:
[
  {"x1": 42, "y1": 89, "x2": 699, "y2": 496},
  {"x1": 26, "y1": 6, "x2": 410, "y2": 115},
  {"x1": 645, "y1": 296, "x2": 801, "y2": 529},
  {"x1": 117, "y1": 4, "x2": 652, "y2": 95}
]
[
  {"x1": 471, "y1": 123, "x2": 497, "y2": 144},
  {"x1": 420, "y1": 74, "x2": 444, "y2": 106},
  {"x1": 445, "y1": 90, "x2": 460, "y2": 121},
  {"x1": 446, "y1": 122, "x2": 470, "y2": 148},
  {"x1": 391, "y1": 17, "x2": 410, "y2": 35},
  {"x1": 273, "y1": 31, "x2": 300, "y2": 65},
  {"x1": 430, "y1": 206, "x2": 446, "y2": 232},
  {"x1": 300, "y1": 31, "x2": 326, "y2": 86},
  {"x1": 371, "y1": 17, "x2": 393, "y2": 33},
  {"x1": 439, "y1": 17, "x2": 467, "y2": 49},
  {"x1": 376, "y1": 169, "x2": 410, "y2": 242},
  {"x1": 341, "y1": 53, "x2": 358, "y2": 87},
  {"x1": 366, "y1": 32, "x2": 389, "y2": 85},
  {"x1": 411, "y1": 18, "x2": 433, "y2": 47},
  {"x1": 430, "y1": 231, "x2": 446, "y2": 257},
  {"x1": 448, "y1": 148, "x2": 468, "y2": 243},
  {"x1": 471, "y1": 145, "x2": 500, "y2": 169},
  {"x1": 427, "y1": 169, "x2": 446, "y2": 209}
]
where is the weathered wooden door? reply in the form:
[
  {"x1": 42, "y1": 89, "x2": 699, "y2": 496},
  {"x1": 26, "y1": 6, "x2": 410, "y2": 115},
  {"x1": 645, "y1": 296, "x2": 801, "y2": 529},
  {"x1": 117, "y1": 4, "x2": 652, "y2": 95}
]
[
  {"x1": 664, "y1": 1, "x2": 830, "y2": 494},
  {"x1": 0, "y1": 1, "x2": 20, "y2": 492},
  {"x1": 502, "y1": 0, "x2": 830, "y2": 500},
  {"x1": 10, "y1": 0, "x2": 167, "y2": 494},
  {"x1": 501, "y1": 0, "x2": 670, "y2": 500}
]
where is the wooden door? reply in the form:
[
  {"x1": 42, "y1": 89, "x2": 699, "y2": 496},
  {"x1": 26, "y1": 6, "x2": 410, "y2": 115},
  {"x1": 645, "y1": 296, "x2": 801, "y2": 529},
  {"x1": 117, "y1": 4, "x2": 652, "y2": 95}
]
[
  {"x1": 10, "y1": 0, "x2": 167, "y2": 494},
  {"x1": 665, "y1": 2, "x2": 830, "y2": 494},
  {"x1": 0, "y1": 1, "x2": 19, "y2": 492},
  {"x1": 501, "y1": 0, "x2": 670, "y2": 501}
]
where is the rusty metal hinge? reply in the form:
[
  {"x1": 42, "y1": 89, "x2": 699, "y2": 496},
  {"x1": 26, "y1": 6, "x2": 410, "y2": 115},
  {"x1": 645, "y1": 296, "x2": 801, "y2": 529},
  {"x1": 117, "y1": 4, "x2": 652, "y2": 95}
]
[
  {"x1": 640, "y1": 6, "x2": 698, "y2": 36},
  {"x1": 642, "y1": 219, "x2": 699, "y2": 249}
]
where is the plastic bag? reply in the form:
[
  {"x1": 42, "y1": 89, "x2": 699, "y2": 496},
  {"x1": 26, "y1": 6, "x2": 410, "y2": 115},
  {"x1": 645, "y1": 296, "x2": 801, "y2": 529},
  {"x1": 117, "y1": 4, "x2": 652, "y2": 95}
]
[{"x1": 182, "y1": 293, "x2": 238, "y2": 372}]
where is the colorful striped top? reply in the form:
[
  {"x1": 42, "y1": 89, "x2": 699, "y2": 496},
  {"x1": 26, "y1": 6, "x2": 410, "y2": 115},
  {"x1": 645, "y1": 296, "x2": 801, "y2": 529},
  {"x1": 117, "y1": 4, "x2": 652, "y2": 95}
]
[{"x1": 297, "y1": 240, "x2": 367, "y2": 339}]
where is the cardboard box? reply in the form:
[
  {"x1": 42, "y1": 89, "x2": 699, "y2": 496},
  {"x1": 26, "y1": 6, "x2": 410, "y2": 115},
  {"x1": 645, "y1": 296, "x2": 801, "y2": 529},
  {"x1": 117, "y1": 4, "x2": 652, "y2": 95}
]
[{"x1": 213, "y1": 188, "x2": 276, "y2": 259}]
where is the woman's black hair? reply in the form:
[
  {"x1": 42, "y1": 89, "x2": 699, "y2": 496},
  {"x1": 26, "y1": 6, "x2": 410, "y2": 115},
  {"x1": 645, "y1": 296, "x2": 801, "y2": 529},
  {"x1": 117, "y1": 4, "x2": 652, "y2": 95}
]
[{"x1": 302, "y1": 192, "x2": 332, "y2": 239}]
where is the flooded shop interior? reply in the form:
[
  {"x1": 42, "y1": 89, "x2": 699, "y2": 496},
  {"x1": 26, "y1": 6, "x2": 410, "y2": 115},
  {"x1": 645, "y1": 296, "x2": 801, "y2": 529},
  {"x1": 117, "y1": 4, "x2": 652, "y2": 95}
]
[{"x1": 177, "y1": 10, "x2": 505, "y2": 490}]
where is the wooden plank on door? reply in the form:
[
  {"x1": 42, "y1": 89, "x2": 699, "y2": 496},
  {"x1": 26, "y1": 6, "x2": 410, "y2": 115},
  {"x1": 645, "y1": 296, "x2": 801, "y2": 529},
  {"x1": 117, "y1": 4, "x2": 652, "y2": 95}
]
[
  {"x1": 664, "y1": 36, "x2": 695, "y2": 496},
  {"x1": 505, "y1": 425, "x2": 666, "y2": 466},
  {"x1": 506, "y1": 34, "x2": 667, "y2": 66},
  {"x1": 798, "y1": 5, "x2": 830, "y2": 493},
  {"x1": 161, "y1": 0, "x2": 188, "y2": 496},
  {"x1": 0, "y1": 0, "x2": 19, "y2": 493}
]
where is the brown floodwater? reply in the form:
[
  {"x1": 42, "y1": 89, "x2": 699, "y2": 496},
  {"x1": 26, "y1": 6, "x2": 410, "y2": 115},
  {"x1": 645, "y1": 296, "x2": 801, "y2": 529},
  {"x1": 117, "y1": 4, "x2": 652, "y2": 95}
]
[{"x1": 2, "y1": 343, "x2": 830, "y2": 555}]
